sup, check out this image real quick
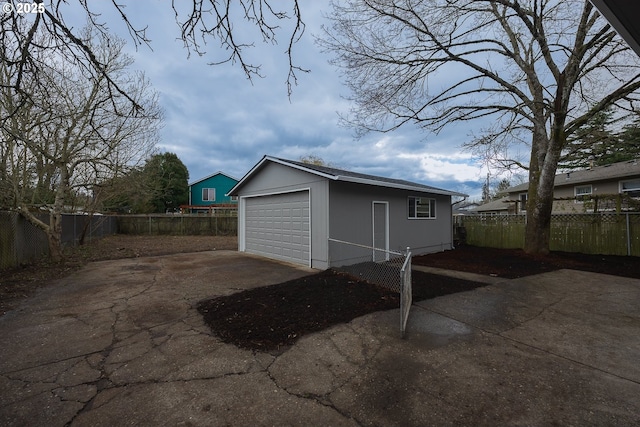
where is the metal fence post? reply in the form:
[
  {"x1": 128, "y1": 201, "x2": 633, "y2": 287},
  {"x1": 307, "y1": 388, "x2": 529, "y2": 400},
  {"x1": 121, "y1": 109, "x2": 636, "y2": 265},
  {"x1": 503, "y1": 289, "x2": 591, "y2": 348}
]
[
  {"x1": 627, "y1": 213, "x2": 631, "y2": 256},
  {"x1": 400, "y1": 246, "x2": 412, "y2": 338}
]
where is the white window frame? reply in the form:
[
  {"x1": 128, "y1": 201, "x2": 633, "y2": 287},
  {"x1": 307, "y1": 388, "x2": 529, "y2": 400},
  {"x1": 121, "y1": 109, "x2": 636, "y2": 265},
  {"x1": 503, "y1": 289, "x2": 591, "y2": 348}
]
[
  {"x1": 519, "y1": 193, "x2": 528, "y2": 212},
  {"x1": 408, "y1": 196, "x2": 436, "y2": 219},
  {"x1": 574, "y1": 184, "x2": 592, "y2": 203},
  {"x1": 620, "y1": 179, "x2": 640, "y2": 197},
  {"x1": 202, "y1": 188, "x2": 216, "y2": 202}
]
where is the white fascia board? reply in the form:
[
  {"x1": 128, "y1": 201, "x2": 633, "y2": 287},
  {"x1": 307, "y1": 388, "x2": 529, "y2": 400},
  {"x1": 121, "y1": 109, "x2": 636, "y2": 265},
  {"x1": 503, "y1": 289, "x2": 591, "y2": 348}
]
[
  {"x1": 229, "y1": 155, "x2": 337, "y2": 196},
  {"x1": 227, "y1": 156, "x2": 270, "y2": 195}
]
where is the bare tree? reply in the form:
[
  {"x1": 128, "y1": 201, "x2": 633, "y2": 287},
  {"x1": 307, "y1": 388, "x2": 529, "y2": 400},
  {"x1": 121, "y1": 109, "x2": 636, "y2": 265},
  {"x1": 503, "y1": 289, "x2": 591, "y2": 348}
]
[
  {"x1": 0, "y1": 0, "x2": 306, "y2": 107},
  {"x1": 319, "y1": 0, "x2": 640, "y2": 254},
  {"x1": 0, "y1": 29, "x2": 161, "y2": 261}
]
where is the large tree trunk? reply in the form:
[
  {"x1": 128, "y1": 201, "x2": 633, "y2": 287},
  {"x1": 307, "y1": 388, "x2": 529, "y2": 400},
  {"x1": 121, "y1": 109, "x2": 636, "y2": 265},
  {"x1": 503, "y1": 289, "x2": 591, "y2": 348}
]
[
  {"x1": 524, "y1": 132, "x2": 559, "y2": 255},
  {"x1": 18, "y1": 165, "x2": 68, "y2": 262},
  {"x1": 18, "y1": 207, "x2": 64, "y2": 262},
  {"x1": 524, "y1": 81, "x2": 567, "y2": 255},
  {"x1": 47, "y1": 210, "x2": 64, "y2": 262},
  {"x1": 524, "y1": 170, "x2": 555, "y2": 255}
]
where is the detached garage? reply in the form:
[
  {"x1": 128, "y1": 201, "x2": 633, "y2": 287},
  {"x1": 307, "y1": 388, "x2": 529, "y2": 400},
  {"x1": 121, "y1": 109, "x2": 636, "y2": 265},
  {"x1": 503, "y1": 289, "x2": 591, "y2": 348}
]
[{"x1": 228, "y1": 156, "x2": 467, "y2": 269}]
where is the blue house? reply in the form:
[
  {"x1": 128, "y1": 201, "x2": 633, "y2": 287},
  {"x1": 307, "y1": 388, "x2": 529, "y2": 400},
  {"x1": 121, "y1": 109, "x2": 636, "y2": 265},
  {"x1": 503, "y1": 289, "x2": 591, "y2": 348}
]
[{"x1": 186, "y1": 172, "x2": 239, "y2": 213}]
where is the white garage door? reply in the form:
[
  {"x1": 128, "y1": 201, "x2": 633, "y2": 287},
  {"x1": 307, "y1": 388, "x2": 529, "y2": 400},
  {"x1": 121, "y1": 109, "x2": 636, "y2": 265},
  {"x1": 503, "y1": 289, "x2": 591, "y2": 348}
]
[{"x1": 244, "y1": 191, "x2": 310, "y2": 266}]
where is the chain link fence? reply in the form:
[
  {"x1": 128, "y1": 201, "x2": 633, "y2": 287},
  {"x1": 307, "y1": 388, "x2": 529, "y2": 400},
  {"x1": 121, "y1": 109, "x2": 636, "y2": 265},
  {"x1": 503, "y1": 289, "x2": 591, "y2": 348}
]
[{"x1": 328, "y1": 238, "x2": 412, "y2": 336}]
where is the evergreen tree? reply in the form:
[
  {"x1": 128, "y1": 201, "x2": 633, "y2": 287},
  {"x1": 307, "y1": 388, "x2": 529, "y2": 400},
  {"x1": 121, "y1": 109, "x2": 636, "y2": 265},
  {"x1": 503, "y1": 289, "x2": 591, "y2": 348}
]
[
  {"x1": 144, "y1": 153, "x2": 189, "y2": 213},
  {"x1": 616, "y1": 118, "x2": 640, "y2": 162},
  {"x1": 495, "y1": 179, "x2": 512, "y2": 197},
  {"x1": 561, "y1": 110, "x2": 640, "y2": 169}
]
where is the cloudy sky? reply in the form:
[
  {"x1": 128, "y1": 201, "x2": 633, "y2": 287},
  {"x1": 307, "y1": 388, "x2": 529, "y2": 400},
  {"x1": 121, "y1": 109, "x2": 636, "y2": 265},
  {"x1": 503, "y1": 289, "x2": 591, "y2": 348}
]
[{"x1": 81, "y1": 1, "x2": 505, "y2": 200}]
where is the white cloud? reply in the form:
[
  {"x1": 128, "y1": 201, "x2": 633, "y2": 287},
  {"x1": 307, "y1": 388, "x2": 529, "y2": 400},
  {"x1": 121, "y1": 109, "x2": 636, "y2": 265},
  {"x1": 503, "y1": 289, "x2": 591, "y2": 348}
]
[{"x1": 64, "y1": 1, "x2": 495, "y2": 198}]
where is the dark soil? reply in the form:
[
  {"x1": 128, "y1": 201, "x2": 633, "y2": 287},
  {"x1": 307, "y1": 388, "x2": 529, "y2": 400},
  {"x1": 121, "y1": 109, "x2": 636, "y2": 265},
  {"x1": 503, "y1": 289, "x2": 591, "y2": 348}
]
[
  {"x1": 412, "y1": 244, "x2": 640, "y2": 279},
  {"x1": 197, "y1": 268, "x2": 486, "y2": 352},
  {"x1": 198, "y1": 245, "x2": 639, "y2": 352}
]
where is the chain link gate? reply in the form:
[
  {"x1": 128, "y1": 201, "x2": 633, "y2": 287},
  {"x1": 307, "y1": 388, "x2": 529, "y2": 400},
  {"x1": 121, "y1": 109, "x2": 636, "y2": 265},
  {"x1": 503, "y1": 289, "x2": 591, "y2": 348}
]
[{"x1": 328, "y1": 238, "x2": 412, "y2": 337}]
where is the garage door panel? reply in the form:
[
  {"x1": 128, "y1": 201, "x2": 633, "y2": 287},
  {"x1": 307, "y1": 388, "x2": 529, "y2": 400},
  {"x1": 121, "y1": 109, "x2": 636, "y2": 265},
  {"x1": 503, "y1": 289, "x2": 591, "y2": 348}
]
[{"x1": 243, "y1": 191, "x2": 310, "y2": 266}]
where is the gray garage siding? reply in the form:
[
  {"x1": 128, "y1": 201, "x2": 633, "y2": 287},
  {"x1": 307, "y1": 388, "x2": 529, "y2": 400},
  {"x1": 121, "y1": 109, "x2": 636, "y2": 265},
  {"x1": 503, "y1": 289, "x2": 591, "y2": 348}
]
[
  {"x1": 328, "y1": 181, "x2": 454, "y2": 257},
  {"x1": 232, "y1": 157, "x2": 460, "y2": 270},
  {"x1": 236, "y1": 162, "x2": 330, "y2": 269}
]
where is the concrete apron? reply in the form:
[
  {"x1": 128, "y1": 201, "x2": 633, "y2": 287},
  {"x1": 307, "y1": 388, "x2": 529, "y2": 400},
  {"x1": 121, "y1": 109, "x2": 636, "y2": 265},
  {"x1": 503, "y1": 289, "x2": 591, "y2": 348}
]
[{"x1": 0, "y1": 251, "x2": 639, "y2": 426}]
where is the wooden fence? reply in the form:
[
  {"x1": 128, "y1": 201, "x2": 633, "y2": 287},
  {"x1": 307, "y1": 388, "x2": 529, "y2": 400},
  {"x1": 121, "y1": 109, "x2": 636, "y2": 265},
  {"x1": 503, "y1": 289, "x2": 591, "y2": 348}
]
[
  {"x1": 461, "y1": 213, "x2": 640, "y2": 256},
  {"x1": 0, "y1": 212, "x2": 118, "y2": 270},
  {"x1": 117, "y1": 214, "x2": 237, "y2": 236},
  {"x1": 1, "y1": 212, "x2": 238, "y2": 270}
]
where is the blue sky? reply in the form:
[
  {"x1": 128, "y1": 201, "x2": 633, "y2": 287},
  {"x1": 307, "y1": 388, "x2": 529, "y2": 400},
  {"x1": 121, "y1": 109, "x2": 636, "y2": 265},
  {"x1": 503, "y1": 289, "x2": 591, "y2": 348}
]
[{"x1": 81, "y1": 2, "x2": 504, "y2": 200}]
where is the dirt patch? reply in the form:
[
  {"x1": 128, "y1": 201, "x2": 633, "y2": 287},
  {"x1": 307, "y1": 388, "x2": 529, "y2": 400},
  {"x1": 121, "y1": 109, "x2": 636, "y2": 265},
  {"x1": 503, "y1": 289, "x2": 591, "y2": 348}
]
[
  {"x1": 197, "y1": 269, "x2": 485, "y2": 352},
  {"x1": 412, "y1": 245, "x2": 640, "y2": 279},
  {"x1": 0, "y1": 235, "x2": 237, "y2": 315}
]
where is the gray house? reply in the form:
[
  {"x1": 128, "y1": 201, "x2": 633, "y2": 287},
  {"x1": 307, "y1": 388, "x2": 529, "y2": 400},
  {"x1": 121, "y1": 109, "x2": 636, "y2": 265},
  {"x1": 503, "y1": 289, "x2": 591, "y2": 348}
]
[
  {"x1": 228, "y1": 156, "x2": 467, "y2": 269},
  {"x1": 473, "y1": 159, "x2": 640, "y2": 215}
]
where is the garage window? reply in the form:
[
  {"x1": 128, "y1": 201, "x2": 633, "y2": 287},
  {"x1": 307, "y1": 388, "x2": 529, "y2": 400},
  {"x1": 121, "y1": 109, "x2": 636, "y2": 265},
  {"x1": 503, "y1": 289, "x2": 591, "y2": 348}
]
[{"x1": 408, "y1": 196, "x2": 436, "y2": 219}]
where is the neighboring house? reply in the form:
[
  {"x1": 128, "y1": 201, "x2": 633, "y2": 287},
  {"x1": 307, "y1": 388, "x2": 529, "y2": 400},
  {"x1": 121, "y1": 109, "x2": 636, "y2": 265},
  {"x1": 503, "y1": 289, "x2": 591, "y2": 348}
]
[
  {"x1": 186, "y1": 172, "x2": 239, "y2": 213},
  {"x1": 452, "y1": 200, "x2": 481, "y2": 216},
  {"x1": 473, "y1": 159, "x2": 640, "y2": 214},
  {"x1": 228, "y1": 155, "x2": 467, "y2": 269},
  {"x1": 472, "y1": 196, "x2": 515, "y2": 215}
]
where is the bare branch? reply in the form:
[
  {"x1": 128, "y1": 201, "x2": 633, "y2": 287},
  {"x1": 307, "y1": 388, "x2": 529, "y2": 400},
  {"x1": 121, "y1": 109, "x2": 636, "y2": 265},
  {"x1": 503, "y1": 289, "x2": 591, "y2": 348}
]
[
  {"x1": 172, "y1": 0, "x2": 307, "y2": 93},
  {"x1": 319, "y1": 0, "x2": 640, "y2": 253}
]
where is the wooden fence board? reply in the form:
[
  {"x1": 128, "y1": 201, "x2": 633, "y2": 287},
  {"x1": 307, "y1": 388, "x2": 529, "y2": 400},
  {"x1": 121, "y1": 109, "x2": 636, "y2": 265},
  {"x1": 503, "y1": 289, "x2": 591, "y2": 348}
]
[
  {"x1": 116, "y1": 214, "x2": 237, "y2": 236},
  {"x1": 461, "y1": 213, "x2": 640, "y2": 256}
]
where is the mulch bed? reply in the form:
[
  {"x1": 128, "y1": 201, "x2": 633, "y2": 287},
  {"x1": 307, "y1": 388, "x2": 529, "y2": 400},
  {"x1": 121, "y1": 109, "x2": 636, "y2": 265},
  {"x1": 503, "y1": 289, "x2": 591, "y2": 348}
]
[
  {"x1": 198, "y1": 245, "x2": 639, "y2": 352},
  {"x1": 197, "y1": 269, "x2": 486, "y2": 352},
  {"x1": 412, "y1": 244, "x2": 640, "y2": 279}
]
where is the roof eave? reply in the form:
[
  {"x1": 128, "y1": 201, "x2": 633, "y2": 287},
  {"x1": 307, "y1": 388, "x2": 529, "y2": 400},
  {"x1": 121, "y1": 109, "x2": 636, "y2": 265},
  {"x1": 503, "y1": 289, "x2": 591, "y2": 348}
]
[
  {"x1": 189, "y1": 171, "x2": 239, "y2": 187},
  {"x1": 338, "y1": 175, "x2": 467, "y2": 197},
  {"x1": 227, "y1": 156, "x2": 268, "y2": 196},
  {"x1": 229, "y1": 155, "x2": 468, "y2": 198}
]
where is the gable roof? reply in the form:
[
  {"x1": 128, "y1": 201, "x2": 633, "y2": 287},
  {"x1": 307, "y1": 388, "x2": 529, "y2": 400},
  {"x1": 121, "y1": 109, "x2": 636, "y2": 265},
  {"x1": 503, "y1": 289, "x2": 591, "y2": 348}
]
[
  {"x1": 506, "y1": 159, "x2": 640, "y2": 193},
  {"x1": 188, "y1": 171, "x2": 239, "y2": 187},
  {"x1": 472, "y1": 196, "x2": 514, "y2": 212},
  {"x1": 228, "y1": 155, "x2": 468, "y2": 197}
]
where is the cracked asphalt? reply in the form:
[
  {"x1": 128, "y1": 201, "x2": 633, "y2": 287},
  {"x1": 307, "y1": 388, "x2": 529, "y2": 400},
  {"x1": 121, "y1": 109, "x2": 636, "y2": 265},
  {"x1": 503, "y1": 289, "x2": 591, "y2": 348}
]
[{"x1": 1, "y1": 251, "x2": 639, "y2": 426}]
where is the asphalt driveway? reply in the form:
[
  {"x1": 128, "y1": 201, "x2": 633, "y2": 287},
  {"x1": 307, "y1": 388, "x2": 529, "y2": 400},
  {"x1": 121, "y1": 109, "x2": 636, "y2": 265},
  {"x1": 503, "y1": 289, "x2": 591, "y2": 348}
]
[{"x1": 0, "y1": 251, "x2": 639, "y2": 426}]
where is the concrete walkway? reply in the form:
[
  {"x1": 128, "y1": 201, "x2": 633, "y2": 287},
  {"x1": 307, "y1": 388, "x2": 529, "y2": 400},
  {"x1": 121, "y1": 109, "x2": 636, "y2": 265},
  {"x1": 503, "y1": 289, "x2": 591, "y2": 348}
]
[{"x1": 1, "y1": 251, "x2": 639, "y2": 426}]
